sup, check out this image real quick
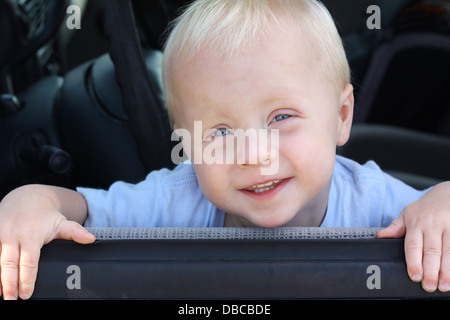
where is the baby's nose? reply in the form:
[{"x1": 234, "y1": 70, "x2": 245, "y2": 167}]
[{"x1": 235, "y1": 129, "x2": 279, "y2": 170}]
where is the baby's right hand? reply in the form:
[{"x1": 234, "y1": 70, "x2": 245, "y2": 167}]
[{"x1": 0, "y1": 185, "x2": 95, "y2": 300}]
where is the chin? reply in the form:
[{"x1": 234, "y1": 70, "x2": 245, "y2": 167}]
[{"x1": 250, "y1": 214, "x2": 294, "y2": 229}]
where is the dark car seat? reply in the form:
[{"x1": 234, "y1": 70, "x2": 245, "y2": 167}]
[
  {"x1": 354, "y1": 32, "x2": 450, "y2": 135},
  {"x1": 58, "y1": 50, "x2": 172, "y2": 189},
  {"x1": 321, "y1": 0, "x2": 420, "y2": 98},
  {"x1": 338, "y1": 124, "x2": 450, "y2": 190},
  {"x1": 57, "y1": 1, "x2": 175, "y2": 189},
  {"x1": 353, "y1": 1, "x2": 450, "y2": 137}
]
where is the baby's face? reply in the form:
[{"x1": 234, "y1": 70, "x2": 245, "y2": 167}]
[{"x1": 170, "y1": 25, "x2": 353, "y2": 228}]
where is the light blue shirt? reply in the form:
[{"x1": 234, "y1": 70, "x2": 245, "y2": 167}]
[
  {"x1": 78, "y1": 156, "x2": 428, "y2": 228},
  {"x1": 321, "y1": 156, "x2": 428, "y2": 227}
]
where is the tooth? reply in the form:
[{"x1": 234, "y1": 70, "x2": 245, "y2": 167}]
[
  {"x1": 252, "y1": 180, "x2": 280, "y2": 189},
  {"x1": 257, "y1": 182, "x2": 270, "y2": 188}
]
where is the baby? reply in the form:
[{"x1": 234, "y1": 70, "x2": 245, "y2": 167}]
[{"x1": 0, "y1": 0, "x2": 449, "y2": 299}]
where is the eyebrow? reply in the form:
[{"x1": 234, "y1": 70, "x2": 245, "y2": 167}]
[{"x1": 261, "y1": 93, "x2": 308, "y2": 109}]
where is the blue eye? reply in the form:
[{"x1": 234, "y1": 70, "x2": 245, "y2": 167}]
[
  {"x1": 212, "y1": 128, "x2": 231, "y2": 136},
  {"x1": 272, "y1": 114, "x2": 291, "y2": 123}
]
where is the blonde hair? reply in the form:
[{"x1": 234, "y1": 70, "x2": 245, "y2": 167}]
[{"x1": 162, "y1": 0, "x2": 350, "y2": 124}]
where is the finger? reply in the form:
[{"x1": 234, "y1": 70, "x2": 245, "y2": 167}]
[
  {"x1": 0, "y1": 243, "x2": 20, "y2": 300},
  {"x1": 56, "y1": 221, "x2": 96, "y2": 244},
  {"x1": 18, "y1": 243, "x2": 40, "y2": 300},
  {"x1": 404, "y1": 228, "x2": 423, "y2": 283},
  {"x1": 438, "y1": 231, "x2": 450, "y2": 292},
  {"x1": 376, "y1": 214, "x2": 406, "y2": 239},
  {"x1": 421, "y1": 232, "x2": 442, "y2": 292}
]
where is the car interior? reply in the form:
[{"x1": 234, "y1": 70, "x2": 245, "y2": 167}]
[{"x1": 0, "y1": 0, "x2": 449, "y2": 299}]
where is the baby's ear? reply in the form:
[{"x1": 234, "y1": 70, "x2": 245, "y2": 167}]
[{"x1": 336, "y1": 83, "x2": 354, "y2": 147}]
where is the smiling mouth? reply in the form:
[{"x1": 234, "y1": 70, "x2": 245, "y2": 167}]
[{"x1": 244, "y1": 179, "x2": 283, "y2": 194}]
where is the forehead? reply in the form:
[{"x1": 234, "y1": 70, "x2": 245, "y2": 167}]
[{"x1": 168, "y1": 22, "x2": 324, "y2": 125}]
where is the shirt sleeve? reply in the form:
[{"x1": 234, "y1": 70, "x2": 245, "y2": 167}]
[
  {"x1": 379, "y1": 169, "x2": 431, "y2": 227},
  {"x1": 78, "y1": 169, "x2": 168, "y2": 227},
  {"x1": 322, "y1": 156, "x2": 429, "y2": 228},
  {"x1": 77, "y1": 163, "x2": 225, "y2": 228}
]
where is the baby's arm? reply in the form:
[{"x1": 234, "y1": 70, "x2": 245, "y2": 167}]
[
  {"x1": 0, "y1": 184, "x2": 95, "y2": 300},
  {"x1": 377, "y1": 181, "x2": 450, "y2": 293}
]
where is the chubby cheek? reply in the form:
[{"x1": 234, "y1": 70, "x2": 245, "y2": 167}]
[
  {"x1": 192, "y1": 163, "x2": 231, "y2": 206},
  {"x1": 280, "y1": 130, "x2": 336, "y2": 191}
]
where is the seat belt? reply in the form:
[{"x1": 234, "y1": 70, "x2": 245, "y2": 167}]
[{"x1": 103, "y1": 0, "x2": 173, "y2": 172}]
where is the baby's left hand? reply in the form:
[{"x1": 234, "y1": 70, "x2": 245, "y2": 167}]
[{"x1": 377, "y1": 181, "x2": 450, "y2": 293}]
